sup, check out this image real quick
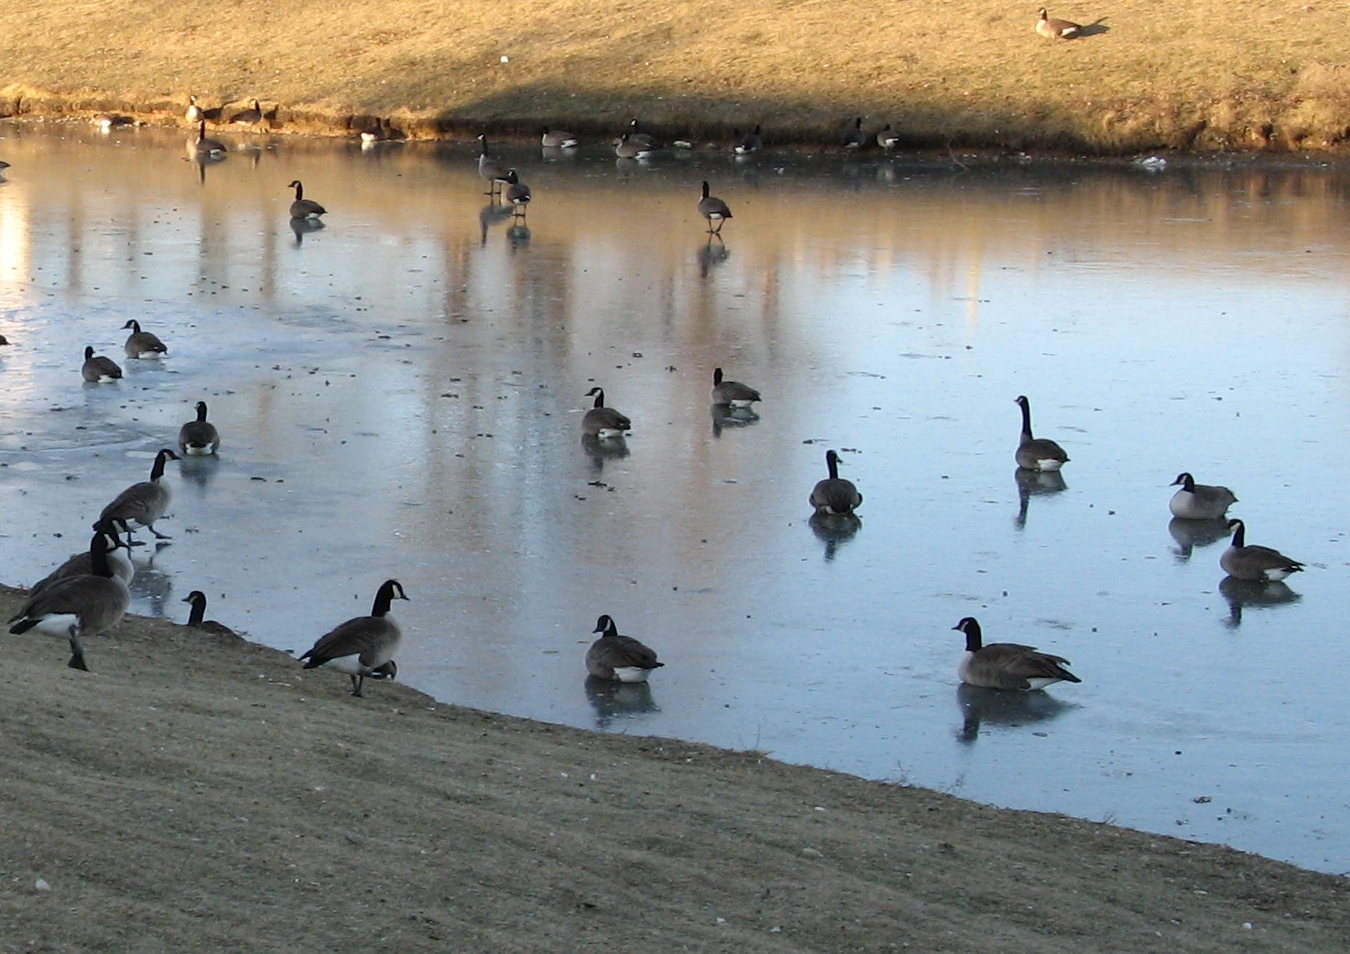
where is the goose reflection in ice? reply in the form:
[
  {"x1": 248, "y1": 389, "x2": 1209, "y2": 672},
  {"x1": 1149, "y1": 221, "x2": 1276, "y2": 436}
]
[
  {"x1": 710, "y1": 402, "x2": 759, "y2": 437},
  {"x1": 1014, "y1": 467, "x2": 1066, "y2": 529},
  {"x1": 177, "y1": 453, "x2": 221, "y2": 490},
  {"x1": 290, "y1": 216, "x2": 325, "y2": 247},
  {"x1": 809, "y1": 511, "x2": 861, "y2": 562},
  {"x1": 955, "y1": 683, "x2": 1072, "y2": 744},
  {"x1": 128, "y1": 540, "x2": 174, "y2": 618},
  {"x1": 1168, "y1": 517, "x2": 1233, "y2": 563},
  {"x1": 585, "y1": 675, "x2": 658, "y2": 730},
  {"x1": 697, "y1": 237, "x2": 729, "y2": 278},
  {"x1": 506, "y1": 222, "x2": 531, "y2": 250},
  {"x1": 478, "y1": 202, "x2": 514, "y2": 245},
  {"x1": 581, "y1": 433, "x2": 629, "y2": 473},
  {"x1": 1219, "y1": 576, "x2": 1301, "y2": 628}
]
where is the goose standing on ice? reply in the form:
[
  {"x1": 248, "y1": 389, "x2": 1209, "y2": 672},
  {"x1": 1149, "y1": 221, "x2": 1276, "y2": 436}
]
[
  {"x1": 952, "y1": 617, "x2": 1080, "y2": 691},
  {"x1": 1014, "y1": 395, "x2": 1069, "y2": 472},
  {"x1": 586, "y1": 615, "x2": 663, "y2": 682},
  {"x1": 1168, "y1": 472, "x2": 1237, "y2": 520},
  {"x1": 122, "y1": 320, "x2": 168, "y2": 359},
  {"x1": 809, "y1": 449, "x2": 862, "y2": 516},
  {"x1": 98, "y1": 447, "x2": 181, "y2": 540},
  {"x1": 1220, "y1": 519, "x2": 1305, "y2": 582}
]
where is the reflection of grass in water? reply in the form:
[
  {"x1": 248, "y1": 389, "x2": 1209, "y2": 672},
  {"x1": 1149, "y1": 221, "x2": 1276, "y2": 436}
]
[{"x1": 0, "y1": 2, "x2": 1347, "y2": 153}]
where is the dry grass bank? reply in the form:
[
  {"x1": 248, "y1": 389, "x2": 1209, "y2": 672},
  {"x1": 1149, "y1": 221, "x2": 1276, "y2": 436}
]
[
  {"x1": 1, "y1": 583, "x2": 1348, "y2": 953},
  {"x1": 2, "y1": 1, "x2": 1350, "y2": 153}
]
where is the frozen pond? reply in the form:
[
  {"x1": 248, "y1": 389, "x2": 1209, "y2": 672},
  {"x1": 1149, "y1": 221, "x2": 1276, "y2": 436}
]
[{"x1": 1, "y1": 124, "x2": 1348, "y2": 874}]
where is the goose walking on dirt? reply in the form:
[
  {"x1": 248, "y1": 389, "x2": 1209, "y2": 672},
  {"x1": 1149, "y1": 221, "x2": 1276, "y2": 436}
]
[
  {"x1": 299, "y1": 579, "x2": 408, "y2": 697},
  {"x1": 952, "y1": 617, "x2": 1081, "y2": 691},
  {"x1": 9, "y1": 529, "x2": 131, "y2": 671},
  {"x1": 586, "y1": 614, "x2": 664, "y2": 683}
]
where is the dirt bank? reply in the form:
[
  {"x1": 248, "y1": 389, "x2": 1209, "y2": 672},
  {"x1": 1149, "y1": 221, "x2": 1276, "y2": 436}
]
[
  {"x1": 0, "y1": 583, "x2": 1346, "y2": 952},
  {"x1": 3, "y1": 1, "x2": 1350, "y2": 154}
]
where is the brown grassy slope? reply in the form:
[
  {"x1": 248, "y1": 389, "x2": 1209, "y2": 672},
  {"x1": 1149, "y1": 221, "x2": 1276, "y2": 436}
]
[
  {"x1": 1, "y1": 582, "x2": 1348, "y2": 953},
  {"x1": 2, "y1": 1, "x2": 1350, "y2": 152}
]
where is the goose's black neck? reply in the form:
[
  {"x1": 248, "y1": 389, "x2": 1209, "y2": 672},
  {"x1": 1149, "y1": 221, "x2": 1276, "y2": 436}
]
[
  {"x1": 1230, "y1": 521, "x2": 1246, "y2": 547},
  {"x1": 371, "y1": 579, "x2": 406, "y2": 617},
  {"x1": 1017, "y1": 398, "x2": 1034, "y2": 439},
  {"x1": 957, "y1": 618, "x2": 983, "y2": 652},
  {"x1": 185, "y1": 593, "x2": 206, "y2": 626}
]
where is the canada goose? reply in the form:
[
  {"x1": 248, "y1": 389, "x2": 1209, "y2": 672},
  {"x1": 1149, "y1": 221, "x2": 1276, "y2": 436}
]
[
  {"x1": 734, "y1": 124, "x2": 763, "y2": 155},
  {"x1": 1169, "y1": 472, "x2": 1237, "y2": 520},
  {"x1": 9, "y1": 529, "x2": 130, "y2": 671},
  {"x1": 698, "y1": 181, "x2": 732, "y2": 235},
  {"x1": 181, "y1": 590, "x2": 242, "y2": 639},
  {"x1": 287, "y1": 181, "x2": 327, "y2": 220},
  {"x1": 843, "y1": 116, "x2": 866, "y2": 149},
  {"x1": 541, "y1": 127, "x2": 579, "y2": 148},
  {"x1": 359, "y1": 117, "x2": 386, "y2": 143},
  {"x1": 1036, "y1": 8, "x2": 1082, "y2": 39},
  {"x1": 1220, "y1": 519, "x2": 1305, "y2": 582},
  {"x1": 122, "y1": 319, "x2": 168, "y2": 359},
  {"x1": 1014, "y1": 395, "x2": 1069, "y2": 472},
  {"x1": 29, "y1": 518, "x2": 135, "y2": 599},
  {"x1": 185, "y1": 95, "x2": 203, "y2": 124},
  {"x1": 82, "y1": 346, "x2": 123, "y2": 382},
  {"x1": 581, "y1": 387, "x2": 631, "y2": 439},
  {"x1": 504, "y1": 170, "x2": 531, "y2": 216},
  {"x1": 193, "y1": 119, "x2": 227, "y2": 158},
  {"x1": 809, "y1": 449, "x2": 862, "y2": 515},
  {"x1": 178, "y1": 401, "x2": 221, "y2": 456},
  {"x1": 92, "y1": 113, "x2": 131, "y2": 131},
  {"x1": 477, "y1": 134, "x2": 513, "y2": 196},
  {"x1": 98, "y1": 447, "x2": 181, "y2": 540},
  {"x1": 877, "y1": 124, "x2": 902, "y2": 151},
  {"x1": 229, "y1": 98, "x2": 263, "y2": 126},
  {"x1": 614, "y1": 133, "x2": 653, "y2": 159},
  {"x1": 952, "y1": 617, "x2": 1080, "y2": 691},
  {"x1": 299, "y1": 579, "x2": 408, "y2": 697},
  {"x1": 586, "y1": 614, "x2": 664, "y2": 682},
  {"x1": 625, "y1": 119, "x2": 657, "y2": 150},
  {"x1": 0, "y1": 334, "x2": 11, "y2": 346},
  {"x1": 711, "y1": 368, "x2": 761, "y2": 408}
]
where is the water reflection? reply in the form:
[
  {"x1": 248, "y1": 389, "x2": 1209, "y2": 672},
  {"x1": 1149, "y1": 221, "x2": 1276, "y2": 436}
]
[
  {"x1": 1168, "y1": 517, "x2": 1233, "y2": 563},
  {"x1": 1014, "y1": 468, "x2": 1066, "y2": 529},
  {"x1": 710, "y1": 403, "x2": 759, "y2": 437},
  {"x1": 290, "y1": 217, "x2": 325, "y2": 246},
  {"x1": 697, "y1": 237, "x2": 730, "y2": 278},
  {"x1": 178, "y1": 454, "x2": 222, "y2": 490},
  {"x1": 478, "y1": 202, "x2": 515, "y2": 244},
  {"x1": 955, "y1": 683, "x2": 1073, "y2": 744},
  {"x1": 584, "y1": 676, "x2": 659, "y2": 729},
  {"x1": 809, "y1": 512, "x2": 862, "y2": 562},
  {"x1": 1219, "y1": 576, "x2": 1302, "y2": 628},
  {"x1": 128, "y1": 541, "x2": 175, "y2": 618}
]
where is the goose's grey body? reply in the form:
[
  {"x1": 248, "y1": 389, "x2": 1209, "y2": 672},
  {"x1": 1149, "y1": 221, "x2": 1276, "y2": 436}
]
[
  {"x1": 614, "y1": 133, "x2": 653, "y2": 159},
  {"x1": 1169, "y1": 472, "x2": 1236, "y2": 520},
  {"x1": 586, "y1": 614, "x2": 663, "y2": 683},
  {"x1": 192, "y1": 119, "x2": 226, "y2": 158},
  {"x1": 711, "y1": 368, "x2": 761, "y2": 408},
  {"x1": 185, "y1": 95, "x2": 204, "y2": 124},
  {"x1": 877, "y1": 124, "x2": 901, "y2": 151},
  {"x1": 504, "y1": 170, "x2": 531, "y2": 215},
  {"x1": 299, "y1": 579, "x2": 408, "y2": 697},
  {"x1": 178, "y1": 401, "x2": 221, "y2": 456},
  {"x1": 734, "y1": 125, "x2": 763, "y2": 155},
  {"x1": 541, "y1": 127, "x2": 579, "y2": 148},
  {"x1": 1014, "y1": 395, "x2": 1068, "y2": 472},
  {"x1": 477, "y1": 135, "x2": 512, "y2": 195},
  {"x1": 624, "y1": 120, "x2": 657, "y2": 151},
  {"x1": 1036, "y1": 8, "x2": 1082, "y2": 38},
  {"x1": 99, "y1": 448, "x2": 180, "y2": 540},
  {"x1": 810, "y1": 449, "x2": 862, "y2": 515},
  {"x1": 122, "y1": 319, "x2": 167, "y2": 359},
  {"x1": 229, "y1": 99, "x2": 263, "y2": 126},
  {"x1": 698, "y1": 181, "x2": 732, "y2": 234},
  {"x1": 582, "y1": 387, "x2": 631, "y2": 439},
  {"x1": 288, "y1": 181, "x2": 327, "y2": 220},
  {"x1": 82, "y1": 346, "x2": 122, "y2": 382},
  {"x1": 843, "y1": 116, "x2": 866, "y2": 149},
  {"x1": 1220, "y1": 519, "x2": 1304, "y2": 582},
  {"x1": 182, "y1": 590, "x2": 242, "y2": 640},
  {"x1": 29, "y1": 519, "x2": 134, "y2": 599},
  {"x1": 953, "y1": 617, "x2": 1080, "y2": 691},
  {"x1": 9, "y1": 530, "x2": 130, "y2": 671}
]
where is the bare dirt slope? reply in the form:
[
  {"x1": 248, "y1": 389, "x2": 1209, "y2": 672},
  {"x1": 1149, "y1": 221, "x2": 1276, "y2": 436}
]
[
  {"x1": 0, "y1": 583, "x2": 1346, "y2": 953},
  {"x1": 2, "y1": 1, "x2": 1350, "y2": 152}
]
